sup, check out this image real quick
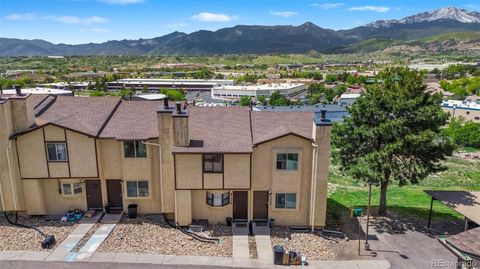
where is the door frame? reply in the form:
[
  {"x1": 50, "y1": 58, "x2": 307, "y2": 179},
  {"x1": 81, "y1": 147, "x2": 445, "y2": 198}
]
[
  {"x1": 85, "y1": 179, "x2": 103, "y2": 210},
  {"x1": 253, "y1": 191, "x2": 269, "y2": 222},
  {"x1": 232, "y1": 191, "x2": 248, "y2": 222},
  {"x1": 106, "y1": 179, "x2": 123, "y2": 209}
]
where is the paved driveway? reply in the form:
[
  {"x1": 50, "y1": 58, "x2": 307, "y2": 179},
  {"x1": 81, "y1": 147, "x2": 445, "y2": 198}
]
[{"x1": 359, "y1": 214, "x2": 461, "y2": 269}]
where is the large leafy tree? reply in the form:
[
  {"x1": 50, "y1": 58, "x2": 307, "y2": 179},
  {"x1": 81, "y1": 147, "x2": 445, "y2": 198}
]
[{"x1": 335, "y1": 68, "x2": 454, "y2": 215}]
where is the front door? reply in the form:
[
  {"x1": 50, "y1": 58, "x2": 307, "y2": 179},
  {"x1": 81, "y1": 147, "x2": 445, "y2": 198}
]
[
  {"x1": 106, "y1": 180, "x2": 123, "y2": 209},
  {"x1": 253, "y1": 191, "x2": 269, "y2": 221},
  {"x1": 233, "y1": 191, "x2": 248, "y2": 221},
  {"x1": 85, "y1": 180, "x2": 103, "y2": 210}
]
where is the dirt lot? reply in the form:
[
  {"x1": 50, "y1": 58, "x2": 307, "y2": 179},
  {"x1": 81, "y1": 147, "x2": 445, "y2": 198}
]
[
  {"x1": 0, "y1": 216, "x2": 77, "y2": 252},
  {"x1": 98, "y1": 216, "x2": 233, "y2": 257}
]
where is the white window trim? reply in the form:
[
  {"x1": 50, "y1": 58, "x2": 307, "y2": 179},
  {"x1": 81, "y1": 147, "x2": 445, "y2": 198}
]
[
  {"x1": 274, "y1": 192, "x2": 297, "y2": 210},
  {"x1": 276, "y1": 152, "x2": 299, "y2": 171},
  {"x1": 46, "y1": 142, "x2": 68, "y2": 161},
  {"x1": 125, "y1": 180, "x2": 150, "y2": 198},
  {"x1": 61, "y1": 182, "x2": 82, "y2": 197},
  {"x1": 124, "y1": 141, "x2": 147, "y2": 158}
]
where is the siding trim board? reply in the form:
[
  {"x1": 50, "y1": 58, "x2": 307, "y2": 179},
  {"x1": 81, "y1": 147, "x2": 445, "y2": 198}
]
[
  {"x1": 253, "y1": 132, "x2": 313, "y2": 147},
  {"x1": 64, "y1": 129, "x2": 72, "y2": 178},
  {"x1": 42, "y1": 128, "x2": 51, "y2": 178}
]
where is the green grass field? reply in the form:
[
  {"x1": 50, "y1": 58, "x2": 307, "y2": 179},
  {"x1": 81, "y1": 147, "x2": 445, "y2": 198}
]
[{"x1": 327, "y1": 154, "x2": 480, "y2": 221}]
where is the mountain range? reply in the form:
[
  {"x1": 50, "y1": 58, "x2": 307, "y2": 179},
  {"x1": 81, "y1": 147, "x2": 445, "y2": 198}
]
[{"x1": 1, "y1": 7, "x2": 479, "y2": 56}]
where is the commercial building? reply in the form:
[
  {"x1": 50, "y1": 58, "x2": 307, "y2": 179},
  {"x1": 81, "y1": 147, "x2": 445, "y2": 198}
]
[
  {"x1": 1, "y1": 87, "x2": 73, "y2": 96},
  {"x1": 339, "y1": 93, "x2": 361, "y2": 106},
  {"x1": 107, "y1": 79, "x2": 234, "y2": 92},
  {"x1": 442, "y1": 98, "x2": 480, "y2": 122},
  {"x1": 0, "y1": 86, "x2": 332, "y2": 228},
  {"x1": 211, "y1": 83, "x2": 306, "y2": 100}
]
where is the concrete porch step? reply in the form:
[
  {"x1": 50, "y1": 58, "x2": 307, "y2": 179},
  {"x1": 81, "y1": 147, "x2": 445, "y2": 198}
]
[{"x1": 101, "y1": 212, "x2": 123, "y2": 224}]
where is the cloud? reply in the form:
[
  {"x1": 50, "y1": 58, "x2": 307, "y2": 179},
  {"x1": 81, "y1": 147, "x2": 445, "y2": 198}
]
[
  {"x1": 100, "y1": 0, "x2": 144, "y2": 4},
  {"x1": 5, "y1": 13, "x2": 107, "y2": 25},
  {"x1": 5, "y1": 13, "x2": 38, "y2": 21},
  {"x1": 44, "y1": 15, "x2": 107, "y2": 25},
  {"x1": 190, "y1": 12, "x2": 238, "y2": 22},
  {"x1": 270, "y1": 11, "x2": 298, "y2": 17},
  {"x1": 80, "y1": 28, "x2": 109, "y2": 33},
  {"x1": 310, "y1": 3, "x2": 344, "y2": 9},
  {"x1": 166, "y1": 22, "x2": 188, "y2": 28},
  {"x1": 349, "y1": 5, "x2": 391, "y2": 12}
]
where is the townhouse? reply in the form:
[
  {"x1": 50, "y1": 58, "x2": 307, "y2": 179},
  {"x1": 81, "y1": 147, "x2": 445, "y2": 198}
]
[{"x1": 0, "y1": 86, "x2": 332, "y2": 227}]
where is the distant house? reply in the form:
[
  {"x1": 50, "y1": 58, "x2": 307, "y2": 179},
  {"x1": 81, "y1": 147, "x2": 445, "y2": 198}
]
[
  {"x1": 0, "y1": 86, "x2": 333, "y2": 228},
  {"x1": 442, "y1": 97, "x2": 480, "y2": 122}
]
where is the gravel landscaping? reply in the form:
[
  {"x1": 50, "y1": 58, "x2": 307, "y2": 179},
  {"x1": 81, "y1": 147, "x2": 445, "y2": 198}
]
[
  {"x1": 270, "y1": 226, "x2": 336, "y2": 260},
  {"x1": 248, "y1": 236, "x2": 258, "y2": 259},
  {"x1": 0, "y1": 216, "x2": 77, "y2": 252},
  {"x1": 98, "y1": 216, "x2": 233, "y2": 256}
]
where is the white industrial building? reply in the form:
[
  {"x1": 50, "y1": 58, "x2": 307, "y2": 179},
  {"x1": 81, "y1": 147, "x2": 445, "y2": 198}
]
[
  {"x1": 107, "y1": 79, "x2": 234, "y2": 91},
  {"x1": 339, "y1": 93, "x2": 361, "y2": 106},
  {"x1": 211, "y1": 83, "x2": 306, "y2": 100},
  {"x1": 0, "y1": 87, "x2": 73, "y2": 96}
]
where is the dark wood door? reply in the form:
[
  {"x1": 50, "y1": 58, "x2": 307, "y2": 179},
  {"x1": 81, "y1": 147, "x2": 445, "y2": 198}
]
[
  {"x1": 253, "y1": 191, "x2": 269, "y2": 221},
  {"x1": 85, "y1": 180, "x2": 103, "y2": 209},
  {"x1": 233, "y1": 191, "x2": 248, "y2": 221},
  {"x1": 106, "y1": 180, "x2": 123, "y2": 208}
]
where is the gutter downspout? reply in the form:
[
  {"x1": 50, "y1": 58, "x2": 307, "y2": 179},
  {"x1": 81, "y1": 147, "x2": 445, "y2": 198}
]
[
  {"x1": 0, "y1": 170, "x2": 5, "y2": 212},
  {"x1": 6, "y1": 140, "x2": 18, "y2": 211},
  {"x1": 141, "y1": 141, "x2": 164, "y2": 213},
  {"x1": 310, "y1": 142, "x2": 319, "y2": 232}
]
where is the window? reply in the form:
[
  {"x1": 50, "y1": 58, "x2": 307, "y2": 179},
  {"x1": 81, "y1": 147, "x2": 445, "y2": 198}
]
[
  {"x1": 275, "y1": 193, "x2": 296, "y2": 209},
  {"x1": 124, "y1": 141, "x2": 147, "y2": 158},
  {"x1": 276, "y1": 153, "x2": 298, "y2": 170},
  {"x1": 46, "y1": 143, "x2": 68, "y2": 161},
  {"x1": 203, "y1": 154, "x2": 223, "y2": 173},
  {"x1": 206, "y1": 192, "x2": 230, "y2": 207},
  {"x1": 475, "y1": 117, "x2": 480, "y2": 121},
  {"x1": 126, "y1": 181, "x2": 149, "y2": 197},
  {"x1": 60, "y1": 182, "x2": 82, "y2": 196}
]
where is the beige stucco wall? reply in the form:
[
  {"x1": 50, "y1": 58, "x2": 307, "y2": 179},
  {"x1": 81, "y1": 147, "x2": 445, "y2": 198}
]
[
  {"x1": 191, "y1": 190, "x2": 232, "y2": 224},
  {"x1": 16, "y1": 129, "x2": 49, "y2": 178},
  {"x1": 158, "y1": 112, "x2": 175, "y2": 213},
  {"x1": 67, "y1": 131, "x2": 97, "y2": 178},
  {"x1": 312, "y1": 124, "x2": 332, "y2": 227},
  {"x1": 49, "y1": 162, "x2": 69, "y2": 178},
  {"x1": 223, "y1": 154, "x2": 250, "y2": 189},
  {"x1": 99, "y1": 139, "x2": 121, "y2": 179},
  {"x1": 43, "y1": 125, "x2": 65, "y2": 141},
  {"x1": 175, "y1": 190, "x2": 192, "y2": 226},
  {"x1": 252, "y1": 135, "x2": 313, "y2": 226},
  {"x1": 175, "y1": 154, "x2": 202, "y2": 189},
  {"x1": 43, "y1": 179, "x2": 87, "y2": 214},
  {"x1": 203, "y1": 173, "x2": 223, "y2": 189},
  {"x1": 22, "y1": 180, "x2": 47, "y2": 215}
]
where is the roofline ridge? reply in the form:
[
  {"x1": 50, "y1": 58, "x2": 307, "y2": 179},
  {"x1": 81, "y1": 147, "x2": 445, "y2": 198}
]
[{"x1": 96, "y1": 98, "x2": 123, "y2": 137}]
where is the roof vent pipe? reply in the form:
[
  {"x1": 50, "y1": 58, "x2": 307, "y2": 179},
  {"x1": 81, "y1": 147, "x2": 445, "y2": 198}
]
[
  {"x1": 163, "y1": 98, "x2": 169, "y2": 109},
  {"x1": 14, "y1": 85, "x2": 22, "y2": 96},
  {"x1": 176, "y1": 102, "x2": 182, "y2": 113},
  {"x1": 320, "y1": 109, "x2": 327, "y2": 121},
  {"x1": 0, "y1": 85, "x2": 3, "y2": 95}
]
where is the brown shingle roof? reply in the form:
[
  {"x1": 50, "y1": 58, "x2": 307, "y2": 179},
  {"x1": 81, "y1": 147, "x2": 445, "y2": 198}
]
[
  {"x1": 251, "y1": 111, "x2": 314, "y2": 145},
  {"x1": 100, "y1": 101, "x2": 161, "y2": 140},
  {"x1": 38, "y1": 96, "x2": 121, "y2": 136},
  {"x1": 446, "y1": 227, "x2": 480, "y2": 258},
  {"x1": 425, "y1": 190, "x2": 480, "y2": 225},
  {"x1": 173, "y1": 106, "x2": 253, "y2": 153}
]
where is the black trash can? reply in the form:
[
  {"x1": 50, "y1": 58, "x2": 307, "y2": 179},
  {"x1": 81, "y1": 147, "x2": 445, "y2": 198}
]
[
  {"x1": 226, "y1": 217, "x2": 232, "y2": 227},
  {"x1": 128, "y1": 204, "x2": 138, "y2": 218},
  {"x1": 273, "y1": 245, "x2": 284, "y2": 265}
]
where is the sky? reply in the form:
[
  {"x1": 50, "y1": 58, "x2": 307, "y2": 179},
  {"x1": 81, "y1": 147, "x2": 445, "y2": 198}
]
[{"x1": 0, "y1": 0, "x2": 479, "y2": 44}]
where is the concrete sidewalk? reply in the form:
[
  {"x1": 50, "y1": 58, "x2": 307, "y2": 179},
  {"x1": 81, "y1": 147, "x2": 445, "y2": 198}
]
[
  {"x1": 0, "y1": 250, "x2": 391, "y2": 269},
  {"x1": 46, "y1": 223, "x2": 94, "y2": 262}
]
